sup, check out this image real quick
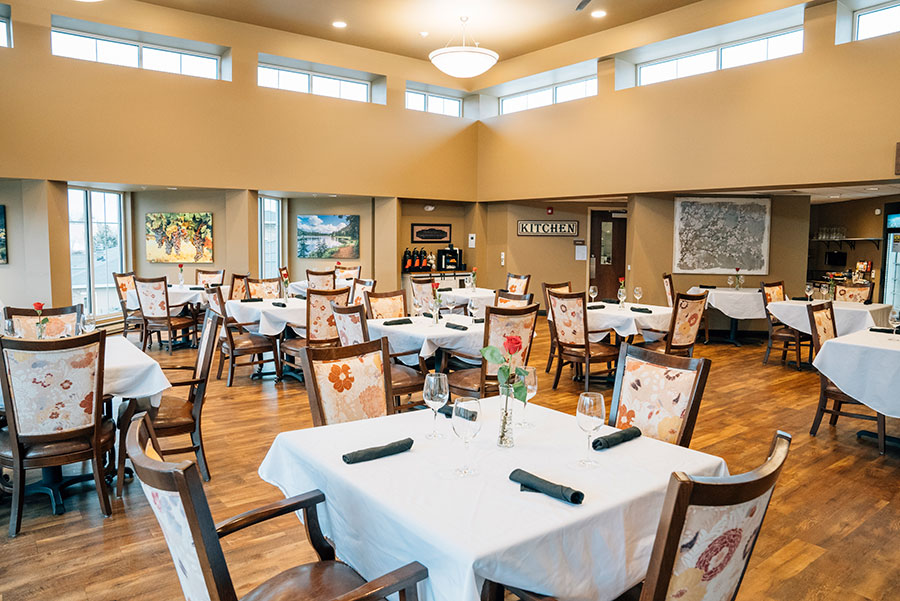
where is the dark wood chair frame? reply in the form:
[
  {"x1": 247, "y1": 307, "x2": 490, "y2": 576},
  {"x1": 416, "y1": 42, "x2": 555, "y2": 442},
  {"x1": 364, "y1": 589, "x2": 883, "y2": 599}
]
[
  {"x1": 350, "y1": 278, "x2": 377, "y2": 304},
  {"x1": 3, "y1": 304, "x2": 83, "y2": 338},
  {"x1": 306, "y1": 269, "x2": 336, "y2": 290},
  {"x1": 134, "y1": 275, "x2": 198, "y2": 354},
  {"x1": 542, "y1": 281, "x2": 571, "y2": 374},
  {"x1": 195, "y1": 269, "x2": 225, "y2": 286},
  {"x1": 662, "y1": 272, "x2": 708, "y2": 344},
  {"x1": 0, "y1": 330, "x2": 113, "y2": 537},
  {"x1": 494, "y1": 291, "x2": 534, "y2": 306},
  {"x1": 281, "y1": 287, "x2": 351, "y2": 379},
  {"x1": 807, "y1": 301, "x2": 886, "y2": 454},
  {"x1": 505, "y1": 273, "x2": 532, "y2": 295},
  {"x1": 363, "y1": 289, "x2": 409, "y2": 319},
  {"x1": 125, "y1": 413, "x2": 427, "y2": 601},
  {"x1": 547, "y1": 290, "x2": 618, "y2": 392},
  {"x1": 761, "y1": 280, "x2": 811, "y2": 371},
  {"x1": 113, "y1": 271, "x2": 144, "y2": 344},
  {"x1": 228, "y1": 273, "x2": 249, "y2": 300},
  {"x1": 299, "y1": 338, "x2": 396, "y2": 427},
  {"x1": 607, "y1": 343, "x2": 711, "y2": 448},
  {"x1": 246, "y1": 277, "x2": 284, "y2": 299},
  {"x1": 644, "y1": 291, "x2": 709, "y2": 358}
]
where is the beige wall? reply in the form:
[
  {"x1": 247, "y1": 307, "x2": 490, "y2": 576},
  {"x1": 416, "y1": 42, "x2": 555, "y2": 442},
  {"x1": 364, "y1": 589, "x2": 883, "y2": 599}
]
[
  {"x1": 399, "y1": 200, "x2": 472, "y2": 267},
  {"x1": 288, "y1": 197, "x2": 374, "y2": 283},
  {"x1": 0, "y1": 180, "x2": 31, "y2": 307}
]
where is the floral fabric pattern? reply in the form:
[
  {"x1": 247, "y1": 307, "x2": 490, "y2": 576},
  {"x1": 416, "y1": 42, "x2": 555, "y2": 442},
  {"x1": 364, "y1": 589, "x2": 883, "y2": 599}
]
[
  {"x1": 308, "y1": 291, "x2": 350, "y2": 342},
  {"x1": 136, "y1": 280, "x2": 170, "y2": 318},
  {"x1": 486, "y1": 312, "x2": 536, "y2": 375},
  {"x1": 334, "y1": 311, "x2": 366, "y2": 346},
  {"x1": 549, "y1": 294, "x2": 585, "y2": 345},
  {"x1": 3, "y1": 343, "x2": 100, "y2": 435},
  {"x1": 507, "y1": 276, "x2": 529, "y2": 295},
  {"x1": 813, "y1": 310, "x2": 836, "y2": 343},
  {"x1": 308, "y1": 272, "x2": 335, "y2": 290},
  {"x1": 410, "y1": 280, "x2": 434, "y2": 309},
  {"x1": 196, "y1": 272, "x2": 223, "y2": 287},
  {"x1": 544, "y1": 285, "x2": 570, "y2": 321},
  {"x1": 615, "y1": 355, "x2": 699, "y2": 443},
  {"x1": 369, "y1": 295, "x2": 405, "y2": 319},
  {"x1": 11, "y1": 314, "x2": 79, "y2": 339},
  {"x1": 665, "y1": 488, "x2": 774, "y2": 601},
  {"x1": 496, "y1": 296, "x2": 529, "y2": 308},
  {"x1": 672, "y1": 298, "x2": 706, "y2": 346},
  {"x1": 248, "y1": 280, "x2": 281, "y2": 299},
  {"x1": 762, "y1": 285, "x2": 785, "y2": 304},
  {"x1": 335, "y1": 266, "x2": 361, "y2": 281},
  {"x1": 230, "y1": 276, "x2": 247, "y2": 300},
  {"x1": 312, "y1": 350, "x2": 388, "y2": 424},
  {"x1": 663, "y1": 278, "x2": 674, "y2": 307},
  {"x1": 115, "y1": 273, "x2": 136, "y2": 297},
  {"x1": 351, "y1": 281, "x2": 375, "y2": 305},
  {"x1": 139, "y1": 480, "x2": 211, "y2": 601},
  {"x1": 835, "y1": 285, "x2": 869, "y2": 303},
  {"x1": 205, "y1": 290, "x2": 225, "y2": 317}
]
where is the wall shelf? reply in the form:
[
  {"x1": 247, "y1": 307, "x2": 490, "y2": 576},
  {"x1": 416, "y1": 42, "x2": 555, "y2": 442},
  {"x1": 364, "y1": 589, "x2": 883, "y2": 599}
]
[{"x1": 809, "y1": 237, "x2": 881, "y2": 250}]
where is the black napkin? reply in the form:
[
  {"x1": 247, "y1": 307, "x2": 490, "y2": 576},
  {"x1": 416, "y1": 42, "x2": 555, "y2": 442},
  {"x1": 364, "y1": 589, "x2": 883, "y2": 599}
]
[
  {"x1": 241, "y1": 298, "x2": 263, "y2": 303},
  {"x1": 791, "y1": 296, "x2": 808, "y2": 301},
  {"x1": 698, "y1": 284, "x2": 716, "y2": 289},
  {"x1": 271, "y1": 302, "x2": 287, "y2": 308},
  {"x1": 383, "y1": 318, "x2": 413, "y2": 326},
  {"x1": 601, "y1": 298, "x2": 618, "y2": 304},
  {"x1": 587, "y1": 304, "x2": 605, "y2": 310},
  {"x1": 189, "y1": 286, "x2": 204, "y2": 291},
  {"x1": 509, "y1": 469, "x2": 584, "y2": 505},
  {"x1": 342, "y1": 438, "x2": 413, "y2": 464},
  {"x1": 473, "y1": 318, "x2": 485, "y2": 324},
  {"x1": 167, "y1": 284, "x2": 173, "y2": 288},
  {"x1": 293, "y1": 293, "x2": 307, "y2": 300},
  {"x1": 422, "y1": 312, "x2": 438, "y2": 319},
  {"x1": 869, "y1": 327, "x2": 896, "y2": 334},
  {"x1": 437, "y1": 287, "x2": 452, "y2": 292},
  {"x1": 630, "y1": 307, "x2": 652, "y2": 314},
  {"x1": 592, "y1": 427, "x2": 641, "y2": 450},
  {"x1": 438, "y1": 404, "x2": 478, "y2": 420},
  {"x1": 446, "y1": 323, "x2": 468, "y2": 331}
]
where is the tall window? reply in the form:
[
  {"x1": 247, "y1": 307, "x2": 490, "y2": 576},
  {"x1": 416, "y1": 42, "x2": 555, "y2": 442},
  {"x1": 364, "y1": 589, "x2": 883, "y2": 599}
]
[
  {"x1": 68, "y1": 189, "x2": 125, "y2": 317},
  {"x1": 258, "y1": 64, "x2": 370, "y2": 102},
  {"x1": 259, "y1": 196, "x2": 282, "y2": 279},
  {"x1": 855, "y1": 2, "x2": 900, "y2": 40}
]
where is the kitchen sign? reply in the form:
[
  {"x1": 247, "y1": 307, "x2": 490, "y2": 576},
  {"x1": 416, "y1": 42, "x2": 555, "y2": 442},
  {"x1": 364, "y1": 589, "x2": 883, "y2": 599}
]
[{"x1": 517, "y1": 220, "x2": 579, "y2": 236}]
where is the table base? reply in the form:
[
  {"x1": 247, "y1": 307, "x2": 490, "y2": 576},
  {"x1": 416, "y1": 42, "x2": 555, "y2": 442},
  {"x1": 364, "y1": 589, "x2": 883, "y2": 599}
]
[
  {"x1": 22, "y1": 462, "x2": 123, "y2": 515},
  {"x1": 856, "y1": 430, "x2": 900, "y2": 454}
]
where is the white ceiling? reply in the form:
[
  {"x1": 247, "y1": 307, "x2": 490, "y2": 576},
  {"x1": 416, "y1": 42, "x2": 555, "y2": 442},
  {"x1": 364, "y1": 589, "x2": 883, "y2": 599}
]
[{"x1": 718, "y1": 183, "x2": 900, "y2": 204}]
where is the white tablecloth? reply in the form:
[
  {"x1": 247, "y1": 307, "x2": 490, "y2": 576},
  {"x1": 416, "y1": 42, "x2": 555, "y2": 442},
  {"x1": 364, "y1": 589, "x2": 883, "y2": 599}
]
[
  {"x1": 287, "y1": 279, "x2": 354, "y2": 296},
  {"x1": 225, "y1": 298, "x2": 307, "y2": 336},
  {"x1": 767, "y1": 300, "x2": 891, "y2": 336},
  {"x1": 813, "y1": 330, "x2": 900, "y2": 419},
  {"x1": 258, "y1": 396, "x2": 728, "y2": 601},
  {"x1": 126, "y1": 284, "x2": 228, "y2": 312},
  {"x1": 438, "y1": 288, "x2": 496, "y2": 318},
  {"x1": 586, "y1": 303, "x2": 671, "y2": 342},
  {"x1": 687, "y1": 287, "x2": 765, "y2": 320},
  {"x1": 367, "y1": 315, "x2": 485, "y2": 366},
  {"x1": 104, "y1": 336, "x2": 171, "y2": 407}
]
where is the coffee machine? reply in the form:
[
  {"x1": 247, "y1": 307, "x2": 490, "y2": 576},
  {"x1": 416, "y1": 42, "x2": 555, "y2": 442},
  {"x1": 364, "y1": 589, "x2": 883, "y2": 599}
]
[{"x1": 436, "y1": 243, "x2": 463, "y2": 271}]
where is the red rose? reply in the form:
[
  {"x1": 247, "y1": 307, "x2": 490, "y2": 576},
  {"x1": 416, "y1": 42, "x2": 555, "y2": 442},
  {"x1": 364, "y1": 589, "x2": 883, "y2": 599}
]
[
  {"x1": 735, "y1": 267, "x2": 740, "y2": 272},
  {"x1": 618, "y1": 277, "x2": 625, "y2": 283},
  {"x1": 178, "y1": 263, "x2": 183, "y2": 268},
  {"x1": 431, "y1": 282, "x2": 440, "y2": 290},
  {"x1": 472, "y1": 267, "x2": 478, "y2": 272},
  {"x1": 33, "y1": 302, "x2": 44, "y2": 312},
  {"x1": 503, "y1": 335, "x2": 523, "y2": 356}
]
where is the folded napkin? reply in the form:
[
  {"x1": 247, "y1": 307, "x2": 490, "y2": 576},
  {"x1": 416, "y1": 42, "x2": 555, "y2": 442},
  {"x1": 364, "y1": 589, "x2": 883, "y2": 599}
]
[
  {"x1": 241, "y1": 298, "x2": 263, "y2": 303},
  {"x1": 422, "y1": 312, "x2": 437, "y2": 319},
  {"x1": 869, "y1": 327, "x2": 896, "y2": 334},
  {"x1": 383, "y1": 318, "x2": 413, "y2": 326},
  {"x1": 293, "y1": 293, "x2": 307, "y2": 300},
  {"x1": 189, "y1": 286, "x2": 204, "y2": 291},
  {"x1": 601, "y1": 298, "x2": 618, "y2": 304},
  {"x1": 167, "y1": 284, "x2": 173, "y2": 288},
  {"x1": 437, "y1": 287, "x2": 452, "y2": 292},
  {"x1": 473, "y1": 318, "x2": 485, "y2": 324},
  {"x1": 509, "y1": 469, "x2": 584, "y2": 505},
  {"x1": 438, "y1": 404, "x2": 478, "y2": 420},
  {"x1": 271, "y1": 301, "x2": 287, "y2": 308},
  {"x1": 342, "y1": 438, "x2": 413, "y2": 464},
  {"x1": 791, "y1": 296, "x2": 808, "y2": 301},
  {"x1": 630, "y1": 307, "x2": 652, "y2": 314},
  {"x1": 587, "y1": 304, "x2": 605, "y2": 310},
  {"x1": 446, "y1": 323, "x2": 468, "y2": 331},
  {"x1": 592, "y1": 426, "x2": 641, "y2": 450},
  {"x1": 698, "y1": 285, "x2": 717, "y2": 289}
]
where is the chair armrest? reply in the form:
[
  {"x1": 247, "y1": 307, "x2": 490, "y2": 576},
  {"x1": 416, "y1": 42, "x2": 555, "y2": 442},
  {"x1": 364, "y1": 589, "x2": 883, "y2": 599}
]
[
  {"x1": 215, "y1": 489, "x2": 325, "y2": 538},
  {"x1": 389, "y1": 348, "x2": 421, "y2": 358},
  {"x1": 169, "y1": 378, "x2": 204, "y2": 388},
  {"x1": 330, "y1": 562, "x2": 428, "y2": 601},
  {"x1": 444, "y1": 349, "x2": 482, "y2": 362},
  {"x1": 162, "y1": 365, "x2": 195, "y2": 371},
  {"x1": 505, "y1": 585, "x2": 558, "y2": 601}
]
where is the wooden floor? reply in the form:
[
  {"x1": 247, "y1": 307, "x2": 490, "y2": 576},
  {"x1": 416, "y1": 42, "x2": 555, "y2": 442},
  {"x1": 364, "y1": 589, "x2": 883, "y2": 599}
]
[{"x1": 1, "y1": 319, "x2": 899, "y2": 600}]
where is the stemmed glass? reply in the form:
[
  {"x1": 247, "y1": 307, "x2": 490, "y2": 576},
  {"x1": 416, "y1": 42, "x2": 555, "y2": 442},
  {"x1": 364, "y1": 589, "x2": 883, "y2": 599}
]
[
  {"x1": 412, "y1": 296, "x2": 422, "y2": 316},
  {"x1": 82, "y1": 314, "x2": 96, "y2": 333},
  {"x1": 737, "y1": 275, "x2": 745, "y2": 289},
  {"x1": 805, "y1": 284, "x2": 813, "y2": 302},
  {"x1": 423, "y1": 373, "x2": 449, "y2": 440},
  {"x1": 819, "y1": 284, "x2": 829, "y2": 300},
  {"x1": 589, "y1": 286, "x2": 598, "y2": 305},
  {"x1": 617, "y1": 287, "x2": 627, "y2": 309},
  {"x1": 889, "y1": 310, "x2": 900, "y2": 337},
  {"x1": 727, "y1": 275, "x2": 735, "y2": 288},
  {"x1": 452, "y1": 397, "x2": 482, "y2": 477},
  {"x1": 468, "y1": 298, "x2": 478, "y2": 318},
  {"x1": 576, "y1": 392, "x2": 605, "y2": 468},
  {"x1": 633, "y1": 287, "x2": 643, "y2": 305},
  {"x1": 513, "y1": 366, "x2": 537, "y2": 429},
  {"x1": 3, "y1": 318, "x2": 18, "y2": 338}
]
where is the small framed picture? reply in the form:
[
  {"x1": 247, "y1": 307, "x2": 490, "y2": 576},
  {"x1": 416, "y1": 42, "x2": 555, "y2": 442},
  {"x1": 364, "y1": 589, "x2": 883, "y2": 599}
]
[{"x1": 411, "y1": 223, "x2": 452, "y2": 244}]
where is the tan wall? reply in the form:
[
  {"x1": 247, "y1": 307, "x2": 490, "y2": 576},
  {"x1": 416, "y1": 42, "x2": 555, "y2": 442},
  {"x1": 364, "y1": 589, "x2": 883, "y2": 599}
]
[
  {"x1": 288, "y1": 197, "x2": 374, "y2": 283},
  {"x1": 0, "y1": 180, "x2": 32, "y2": 307},
  {"x1": 399, "y1": 200, "x2": 472, "y2": 267}
]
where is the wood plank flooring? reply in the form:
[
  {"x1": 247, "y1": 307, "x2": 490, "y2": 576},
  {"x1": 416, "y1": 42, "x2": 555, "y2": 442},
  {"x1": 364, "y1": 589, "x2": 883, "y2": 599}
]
[{"x1": 1, "y1": 319, "x2": 898, "y2": 600}]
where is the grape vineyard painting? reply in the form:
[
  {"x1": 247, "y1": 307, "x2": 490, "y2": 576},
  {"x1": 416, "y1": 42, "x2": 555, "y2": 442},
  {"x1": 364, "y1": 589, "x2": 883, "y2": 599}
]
[
  {"x1": 145, "y1": 212, "x2": 213, "y2": 263},
  {"x1": 297, "y1": 215, "x2": 360, "y2": 259}
]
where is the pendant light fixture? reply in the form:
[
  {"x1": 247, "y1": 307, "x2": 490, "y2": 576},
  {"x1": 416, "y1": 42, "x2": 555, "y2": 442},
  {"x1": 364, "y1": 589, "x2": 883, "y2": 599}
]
[{"x1": 429, "y1": 17, "x2": 498, "y2": 79}]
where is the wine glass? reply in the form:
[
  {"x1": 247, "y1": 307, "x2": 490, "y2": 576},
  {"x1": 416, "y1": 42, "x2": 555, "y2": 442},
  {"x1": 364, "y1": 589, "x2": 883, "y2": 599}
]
[
  {"x1": 588, "y1": 286, "x2": 598, "y2": 304},
  {"x1": 468, "y1": 298, "x2": 478, "y2": 318},
  {"x1": 727, "y1": 275, "x2": 735, "y2": 288},
  {"x1": 633, "y1": 286, "x2": 643, "y2": 305},
  {"x1": 423, "y1": 373, "x2": 449, "y2": 440},
  {"x1": 412, "y1": 296, "x2": 421, "y2": 316},
  {"x1": 576, "y1": 392, "x2": 605, "y2": 468},
  {"x1": 737, "y1": 275, "x2": 745, "y2": 289},
  {"x1": 81, "y1": 314, "x2": 96, "y2": 333},
  {"x1": 514, "y1": 366, "x2": 538, "y2": 429},
  {"x1": 617, "y1": 288, "x2": 627, "y2": 309},
  {"x1": 452, "y1": 397, "x2": 482, "y2": 478},
  {"x1": 889, "y1": 310, "x2": 900, "y2": 335},
  {"x1": 805, "y1": 284, "x2": 813, "y2": 302},
  {"x1": 819, "y1": 284, "x2": 829, "y2": 300},
  {"x1": 3, "y1": 318, "x2": 18, "y2": 338}
]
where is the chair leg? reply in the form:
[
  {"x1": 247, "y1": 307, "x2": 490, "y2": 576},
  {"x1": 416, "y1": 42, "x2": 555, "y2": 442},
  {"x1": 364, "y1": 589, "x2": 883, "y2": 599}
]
[
  {"x1": 553, "y1": 352, "x2": 564, "y2": 390},
  {"x1": 141, "y1": 325, "x2": 149, "y2": 352},
  {"x1": 877, "y1": 413, "x2": 886, "y2": 455},
  {"x1": 191, "y1": 429, "x2": 210, "y2": 481},
  {"x1": 92, "y1": 450, "x2": 112, "y2": 517},
  {"x1": 9, "y1": 462, "x2": 24, "y2": 537},
  {"x1": 116, "y1": 421, "x2": 129, "y2": 498},
  {"x1": 829, "y1": 400, "x2": 843, "y2": 426},
  {"x1": 810, "y1": 390, "x2": 828, "y2": 436},
  {"x1": 584, "y1": 357, "x2": 591, "y2": 392},
  {"x1": 545, "y1": 341, "x2": 556, "y2": 373},
  {"x1": 794, "y1": 334, "x2": 802, "y2": 371},
  {"x1": 217, "y1": 350, "x2": 226, "y2": 380},
  {"x1": 167, "y1": 328, "x2": 175, "y2": 355},
  {"x1": 763, "y1": 337, "x2": 772, "y2": 364},
  {"x1": 227, "y1": 354, "x2": 236, "y2": 387},
  {"x1": 703, "y1": 314, "x2": 710, "y2": 343},
  {"x1": 273, "y1": 347, "x2": 283, "y2": 380},
  {"x1": 780, "y1": 341, "x2": 788, "y2": 365}
]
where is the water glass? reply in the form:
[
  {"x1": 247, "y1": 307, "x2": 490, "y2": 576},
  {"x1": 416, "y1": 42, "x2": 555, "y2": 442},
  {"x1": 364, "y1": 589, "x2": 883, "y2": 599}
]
[
  {"x1": 889, "y1": 310, "x2": 900, "y2": 335},
  {"x1": 514, "y1": 366, "x2": 538, "y2": 429},
  {"x1": 576, "y1": 392, "x2": 605, "y2": 468},
  {"x1": 412, "y1": 297, "x2": 421, "y2": 316},
  {"x1": 3, "y1": 318, "x2": 18, "y2": 338},
  {"x1": 805, "y1": 284, "x2": 813, "y2": 302},
  {"x1": 423, "y1": 373, "x2": 449, "y2": 440},
  {"x1": 633, "y1": 286, "x2": 643, "y2": 304},
  {"x1": 82, "y1": 314, "x2": 96, "y2": 333},
  {"x1": 727, "y1": 275, "x2": 735, "y2": 288},
  {"x1": 819, "y1": 284, "x2": 829, "y2": 300},
  {"x1": 617, "y1": 288, "x2": 627, "y2": 308},
  {"x1": 452, "y1": 397, "x2": 482, "y2": 477},
  {"x1": 589, "y1": 286, "x2": 598, "y2": 304},
  {"x1": 468, "y1": 298, "x2": 478, "y2": 318}
]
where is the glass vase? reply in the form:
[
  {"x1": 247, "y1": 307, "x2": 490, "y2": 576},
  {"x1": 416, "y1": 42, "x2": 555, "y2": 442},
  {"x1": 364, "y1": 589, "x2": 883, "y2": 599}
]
[
  {"x1": 497, "y1": 385, "x2": 515, "y2": 448},
  {"x1": 178, "y1": 271, "x2": 185, "y2": 285}
]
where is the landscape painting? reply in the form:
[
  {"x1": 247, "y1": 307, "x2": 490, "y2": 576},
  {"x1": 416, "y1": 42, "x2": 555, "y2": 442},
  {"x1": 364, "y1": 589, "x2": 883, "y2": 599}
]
[
  {"x1": 297, "y1": 214, "x2": 360, "y2": 259},
  {"x1": 0, "y1": 205, "x2": 6, "y2": 264},
  {"x1": 145, "y1": 212, "x2": 213, "y2": 263}
]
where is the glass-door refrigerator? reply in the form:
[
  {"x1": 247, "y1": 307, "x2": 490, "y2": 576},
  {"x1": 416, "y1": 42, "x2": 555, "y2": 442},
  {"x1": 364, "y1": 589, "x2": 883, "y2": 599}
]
[{"x1": 881, "y1": 202, "x2": 900, "y2": 311}]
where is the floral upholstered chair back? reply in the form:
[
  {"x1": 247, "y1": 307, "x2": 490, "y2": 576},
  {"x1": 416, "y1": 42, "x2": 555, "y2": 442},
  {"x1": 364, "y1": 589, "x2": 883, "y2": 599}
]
[
  {"x1": 333, "y1": 304, "x2": 367, "y2": 347},
  {"x1": 808, "y1": 303, "x2": 836, "y2": 351},
  {"x1": 506, "y1": 274, "x2": 530, "y2": 295},
  {"x1": 135, "y1": 279, "x2": 171, "y2": 318},
  {"x1": 762, "y1": 283, "x2": 785, "y2": 304},
  {"x1": 835, "y1": 285, "x2": 869, "y2": 304},
  {"x1": 350, "y1": 279, "x2": 376, "y2": 305},
  {"x1": 195, "y1": 270, "x2": 224, "y2": 287},
  {"x1": 671, "y1": 295, "x2": 707, "y2": 347},
  {"x1": 307, "y1": 288, "x2": 351, "y2": 343},
  {"x1": 248, "y1": 278, "x2": 281, "y2": 299},
  {"x1": 307, "y1": 270, "x2": 336, "y2": 291},
  {"x1": 484, "y1": 307, "x2": 538, "y2": 377},
  {"x1": 366, "y1": 292, "x2": 406, "y2": 320},
  {"x1": 204, "y1": 287, "x2": 226, "y2": 319},
  {"x1": 543, "y1": 283, "x2": 570, "y2": 321},
  {"x1": 410, "y1": 278, "x2": 434, "y2": 309},
  {"x1": 1, "y1": 336, "x2": 102, "y2": 436},
  {"x1": 10, "y1": 310, "x2": 80, "y2": 339},
  {"x1": 306, "y1": 341, "x2": 390, "y2": 425},
  {"x1": 662, "y1": 274, "x2": 675, "y2": 307},
  {"x1": 548, "y1": 292, "x2": 586, "y2": 346},
  {"x1": 335, "y1": 265, "x2": 361, "y2": 281},
  {"x1": 114, "y1": 272, "x2": 136, "y2": 303},
  {"x1": 495, "y1": 292, "x2": 533, "y2": 309},
  {"x1": 614, "y1": 354, "x2": 700, "y2": 444},
  {"x1": 230, "y1": 275, "x2": 248, "y2": 300}
]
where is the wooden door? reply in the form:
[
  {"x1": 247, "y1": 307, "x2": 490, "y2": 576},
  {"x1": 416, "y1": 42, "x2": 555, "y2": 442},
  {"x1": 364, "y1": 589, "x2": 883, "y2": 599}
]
[{"x1": 589, "y1": 211, "x2": 626, "y2": 299}]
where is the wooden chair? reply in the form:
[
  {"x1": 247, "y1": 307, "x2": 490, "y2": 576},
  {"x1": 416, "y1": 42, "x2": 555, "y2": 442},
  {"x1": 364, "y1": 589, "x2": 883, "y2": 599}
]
[
  {"x1": 608, "y1": 344, "x2": 711, "y2": 447},
  {"x1": 229, "y1": 273, "x2": 249, "y2": 300},
  {"x1": 409, "y1": 276, "x2": 435, "y2": 311},
  {"x1": 350, "y1": 278, "x2": 376, "y2": 305},
  {"x1": 443, "y1": 304, "x2": 539, "y2": 399},
  {"x1": 307, "y1": 269, "x2": 336, "y2": 291},
  {"x1": 0, "y1": 331, "x2": 114, "y2": 536},
  {"x1": 364, "y1": 289, "x2": 408, "y2": 319},
  {"x1": 247, "y1": 277, "x2": 282, "y2": 299},
  {"x1": 807, "y1": 301, "x2": 886, "y2": 454},
  {"x1": 113, "y1": 271, "x2": 144, "y2": 343},
  {"x1": 500, "y1": 432, "x2": 791, "y2": 601},
  {"x1": 282, "y1": 288, "x2": 351, "y2": 375},
  {"x1": 834, "y1": 282, "x2": 873, "y2": 304},
  {"x1": 3, "y1": 304, "x2": 82, "y2": 339},
  {"x1": 547, "y1": 290, "x2": 618, "y2": 391},
  {"x1": 542, "y1": 281, "x2": 571, "y2": 374},
  {"x1": 641, "y1": 291, "x2": 708, "y2": 357},
  {"x1": 662, "y1": 273, "x2": 708, "y2": 344},
  {"x1": 134, "y1": 276, "x2": 198, "y2": 354},
  {"x1": 278, "y1": 265, "x2": 291, "y2": 286},
  {"x1": 299, "y1": 338, "x2": 395, "y2": 426},
  {"x1": 494, "y1": 290, "x2": 534, "y2": 308},
  {"x1": 115, "y1": 309, "x2": 221, "y2": 497},
  {"x1": 125, "y1": 413, "x2": 428, "y2": 600},
  {"x1": 332, "y1": 303, "x2": 427, "y2": 412},
  {"x1": 506, "y1": 273, "x2": 531, "y2": 295},
  {"x1": 195, "y1": 269, "x2": 225, "y2": 286},
  {"x1": 206, "y1": 286, "x2": 281, "y2": 387},
  {"x1": 761, "y1": 280, "x2": 811, "y2": 370},
  {"x1": 335, "y1": 264, "x2": 362, "y2": 281}
]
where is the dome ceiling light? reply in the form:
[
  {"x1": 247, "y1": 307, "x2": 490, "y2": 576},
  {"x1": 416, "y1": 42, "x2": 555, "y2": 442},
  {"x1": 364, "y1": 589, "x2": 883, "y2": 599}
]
[{"x1": 429, "y1": 17, "x2": 498, "y2": 79}]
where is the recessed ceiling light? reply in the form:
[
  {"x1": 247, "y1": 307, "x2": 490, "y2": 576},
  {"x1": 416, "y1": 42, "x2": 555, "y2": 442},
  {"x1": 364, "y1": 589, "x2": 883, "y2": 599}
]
[
  {"x1": 167, "y1": 187, "x2": 178, "y2": 190},
  {"x1": 591, "y1": 10, "x2": 607, "y2": 18},
  {"x1": 866, "y1": 187, "x2": 879, "y2": 191},
  {"x1": 332, "y1": 21, "x2": 347, "y2": 29},
  {"x1": 829, "y1": 195, "x2": 841, "y2": 198},
  {"x1": 328, "y1": 194, "x2": 337, "y2": 197},
  {"x1": 420, "y1": 31, "x2": 429, "y2": 38}
]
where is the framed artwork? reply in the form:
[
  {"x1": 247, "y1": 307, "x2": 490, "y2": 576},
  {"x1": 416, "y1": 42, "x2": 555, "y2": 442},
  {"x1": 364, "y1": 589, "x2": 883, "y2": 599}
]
[
  {"x1": 297, "y1": 214, "x2": 360, "y2": 259},
  {"x1": 0, "y1": 205, "x2": 6, "y2": 264},
  {"x1": 673, "y1": 197, "x2": 770, "y2": 275},
  {"x1": 411, "y1": 223, "x2": 452, "y2": 244},
  {"x1": 145, "y1": 212, "x2": 213, "y2": 263}
]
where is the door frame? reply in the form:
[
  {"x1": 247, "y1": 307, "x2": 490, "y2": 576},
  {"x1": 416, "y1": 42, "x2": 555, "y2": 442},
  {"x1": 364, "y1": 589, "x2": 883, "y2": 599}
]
[
  {"x1": 879, "y1": 201, "x2": 900, "y2": 307},
  {"x1": 585, "y1": 203, "x2": 628, "y2": 292}
]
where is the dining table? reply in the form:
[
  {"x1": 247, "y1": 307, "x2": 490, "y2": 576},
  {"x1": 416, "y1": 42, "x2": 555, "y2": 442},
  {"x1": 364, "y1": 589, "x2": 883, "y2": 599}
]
[
  {"x1": 586, "y1": 302, "x2": 671, "y2": 342},
  {"x1": 258, "y1": 396, "x2": 728, "y2": 601},
  {"x1": 125, "y1": 284, "x2": 229, "y2": 312},
  {"x1": 367, "y1": 314, "x2": 485, "y2": 366},
  {"x1": 766, "y1": 300, "x2": 891, "y2": 336},
  {"x1": 437, "y1": 287, "x2": 496, "y2": 318},
  {"x1": 225, "y1": 297, "x2": 307, "y2": 336},
  {"x1": 686, "y1": 286, "x2": 766, "y2": 345},
  {"x1": 287, "y1": 278, "x2": 354, "y2": 297}
]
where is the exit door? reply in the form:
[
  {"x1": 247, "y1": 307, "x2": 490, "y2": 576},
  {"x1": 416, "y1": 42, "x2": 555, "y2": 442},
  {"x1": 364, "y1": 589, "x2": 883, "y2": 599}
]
[
  {"x1": 881, "y1": 202, "x2": 900, "y2": 310},
  {"x1": 589, "y1": 210, "x2": 626, "y2": 299}
]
